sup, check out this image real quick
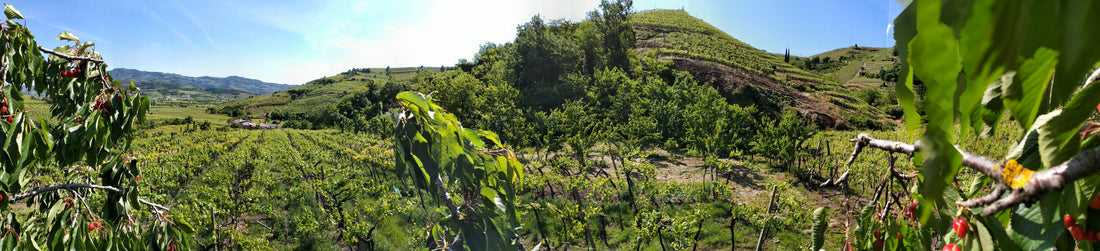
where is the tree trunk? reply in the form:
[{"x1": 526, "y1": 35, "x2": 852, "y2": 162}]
[{"x1": 692, "y1": 216, "x2": 705, "y2": 251}]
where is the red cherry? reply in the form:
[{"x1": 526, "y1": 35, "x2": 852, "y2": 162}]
[
  {"x1": 897, "y1": 232, "x2": 902, "y2": 242},
  {"x1": 5, "y1": 117, "x2": 12, "y2": 123},
  {"x1": 1090, "y1": 194, "x2": 1100, "y2": 209},
  {"x1": 874, "y1": 229, "x2": 882, "y2": 239},
  {"x1": 1071, "y1": 224, "x2": 1086, "y2": 241},
  {"x1": 1096, "y1": 102, "x2": 1100, "y2": 114},
  {"x1": 874, "y1": 239, "x2": 884, "y2": 250},
  {"x1": 907, "y1": 201, "x2": 917, "y2": 219},
  {"x1": 135, "y1": 176, "x2": 140, "y2": 180},
  {"x1": 88, "y1": 223, "x2": 96, "y2": 230},
  {"x1": 1, "y1": 106, "x2": 7, "y2": 114},
  {"x1": 1087, "y1": 229, "x2": 1099, "y2": 242},
  {"x1": 1066, "y1": 215, "x2": 1077, "y2": 228},
  {"x1": 953, "y1": 218, "x2": 969, "y2": 239},
  {"x1": 943, "y1": 243, "x2": 960, "y2": 251}
]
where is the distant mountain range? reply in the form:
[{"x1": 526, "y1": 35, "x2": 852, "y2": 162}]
[{"x1": 108, "y1": 68, "x2": 294, "y2": 100}]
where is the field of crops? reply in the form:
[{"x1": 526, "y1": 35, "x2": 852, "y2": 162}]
[{"x1": 123, "y1": 126, "x2": 877, "y2": 250}]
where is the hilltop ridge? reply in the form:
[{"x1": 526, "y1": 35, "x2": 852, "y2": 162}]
[{"x1": 109, "y1": 68, "x2": 295, "y2": 101}]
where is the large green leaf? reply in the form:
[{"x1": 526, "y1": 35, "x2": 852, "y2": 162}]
[
  {"x1": 1035, "y1": 81, "x2": 1100, "y2": 169},
  {"x1": 908, "y1": 0, "x2": 962, "y2": 223},
  {"x1": 979, "y1": 72, "x2": 1010, "y2": 136},
  {"x1": 892, "y1": 4, "x2": 921, "y2": 134},
  {"x1": 1008, "y1": 196, "x2": 1061, "y2": 250},
  {"x1": 3, "y1": 4, "x2": 22, "y2": 20},
  {"x1": 56, "y1": 31, "x2": 79, "y2": 43},
  {"x1": 955, "y1": 0, "x2": 998, "y2": 139},
  {"x1": 1003, "y1": 48, "x2": 1057, "y2": 130},
  {"x1": 1050, "y1": 0, "x2": 1100, "y2": 109}
]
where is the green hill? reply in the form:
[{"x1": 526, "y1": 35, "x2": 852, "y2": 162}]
[
  {"x1": 632, "y1": 9, "x2": 896, "y2": 129},
  {"x1": 213, "y1": 66, "x2": 441, "y2": 124}
]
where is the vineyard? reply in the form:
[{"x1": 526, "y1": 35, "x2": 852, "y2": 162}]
[
  {"x1": 121, "y1": 102, "x2": 1031, "y2": 250},
  {"x1": 127, "y1": 127, "x2": 822, "y2": 250}
]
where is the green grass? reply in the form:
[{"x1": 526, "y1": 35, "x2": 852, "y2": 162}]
[{"x1": 147, "y1": 104, "x2": 231, "y2": 123}]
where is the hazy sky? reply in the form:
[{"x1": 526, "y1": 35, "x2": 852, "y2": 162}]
[{"x1": 7, "y1": 0, "x2": 904, "y2": 85}]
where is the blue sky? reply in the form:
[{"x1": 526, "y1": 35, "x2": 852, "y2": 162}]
[{"x1": 6, "y1": 0, "x2": 905, "y2": 85}]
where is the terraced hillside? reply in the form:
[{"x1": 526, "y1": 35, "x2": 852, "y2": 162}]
[
  {"x1": 632, "y1": 9, "x2": 895, "y2": 129},
  {"x1": 804, "y1": 46, "x2": 898, "y2": 88},
  {"x1": 797, "y1": 46, "x2": 902, "y2": 129}
]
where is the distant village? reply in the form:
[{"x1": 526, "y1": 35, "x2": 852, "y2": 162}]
[{"x1": 229, "y1": 119, "x2": 282, "y2": 129}]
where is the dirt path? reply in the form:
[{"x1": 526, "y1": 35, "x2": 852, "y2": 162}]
[
  {"x1": 577, "y1": 149, "x2": 782, "y2": 202},
  {"x1": 852, "y1": 62, "x2": 868, "y2": 80},
  {"x1": 649, "y1": 155, "x2": 777, "y2": 200}
]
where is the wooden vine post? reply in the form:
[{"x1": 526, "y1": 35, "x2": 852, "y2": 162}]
[{"x1": 755, "y1": 185, "x2": 778, "y2": 251}]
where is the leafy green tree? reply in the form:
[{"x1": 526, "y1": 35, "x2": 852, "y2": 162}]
[
  {"x1": 547, "y1": 101, "x2": 604, "y2": 171},
  {"x1": 575, "y1": 21, "x2": 606, "y2": 75},
  {"x1": 514, "y1": 15, "x2": 582, "y2": 109},
  {"x1": 752, "y1": 110, "x2": 816, "y2": 169},
  {"x1": 593, "y1": 0, "x2": 636, "y2": 71},
  {"x1": 414, "y1": 70, "x2": 533, "y2": 147}
]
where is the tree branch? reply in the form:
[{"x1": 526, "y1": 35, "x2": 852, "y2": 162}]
[
  {"x1": 65, "y1": 188, "x2": 95, "y2": 220},
  {"x1": 14, "y1": 184, "x2": 121, "y2": 201},
  {"x1": 1086, "y1": 66, "x2": 1100, "y2": 88},
  {"x1": 139, "y1": 199, "x2": 170, "y2": 212},
  {"x1": 37, "y1": 46, "x2": 104, "y2": 63},
  {"x1": 15, "y1": 184, "x2": 173, "y2": 215},
  {"x1": 434, "y1": 174, "x2": 462, "y2": 221},
  {"x1": 845, "y1": 134, "x2": 1100, "y2": 216}
]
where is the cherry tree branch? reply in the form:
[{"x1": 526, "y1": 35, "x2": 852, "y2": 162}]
[
  {"x1": 14, "y1": 183, "x2": 173, "y2": 215},
  {"x1": 14, "y1": 183, "x2": 120, "y2": 201},
  {"x1": 64, "y1": 188, "x2": 95, "y2": 221},
  {"x1": 844, "y1": 133, "x2": 1100, "y2": 216},
  {"x1": 37, "y1": 46, "x2": 103, "y2": 63},
  {"x1": 1086, "y1": 66, "x2": 1100, "y2": 88},
  {"x1": 139, "y1": 199, "x2": 170, "y2": 212},
  {"x1": 434, "y1": 174, "x2": 462, "y2": 221}
]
